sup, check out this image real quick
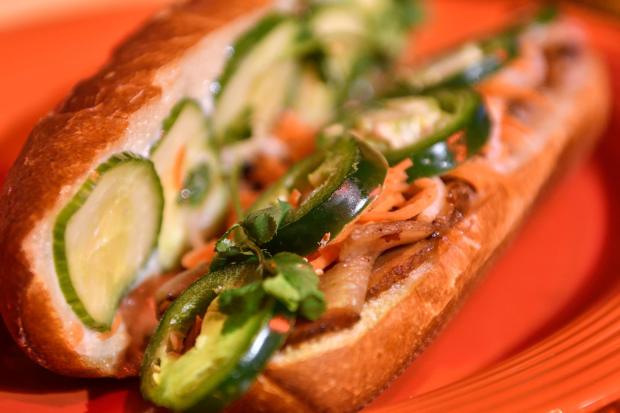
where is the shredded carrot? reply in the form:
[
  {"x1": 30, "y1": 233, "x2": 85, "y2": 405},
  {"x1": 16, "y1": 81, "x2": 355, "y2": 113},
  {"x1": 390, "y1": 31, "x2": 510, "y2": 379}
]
[
  {"x1": 288, "y1": 189, "x2": 302, "y2": 208},
  {"x1": 312, "y1": 215, "x2": 366, "y2": 269},
  {"x1": 269, "y1": 316, "x2": 292, "y2": 333},
  {"x1": 306, "y1": 159, "x2": 444, "y2": 269},
  {"x1": 273, "y1": 110, "x2": 316, "y2": 161},
  {"x1": 478, "y1": 79, "x2": 551, "y2": 110},
  {"x1": 250, "y1": 154, "x2": 288, "y2": 187},
  {"x1": 181, "y1": 239, "x2": 217, "y2": 269},
  {"x1": 446, "y1": 159, "x2": 501, "y2": 192},
  {"x1": 389, "y1": 158, "x2": 413, "y2": 175},
  {"x1": 226, "y1": 184, "x2": 260, "y2": 227},
  {"x1": 358, "y1": 158, "x2": 435, "y2": 223},
  {"x1": 226, "y1": 209, "x2": 238, "y2": 229},
  {"x1": 172, "y1": 146, "x2": 187, "y2": 191},
  {"x1": 363, "y1": 158, "x2": 412, "y2": 215},
  {"x1": 239, "y1": 185, "x2": 260, "y2": 209},
  {"x1": 369, "y1": 186, "x2": 382, "y2": 198},
  {"x1": 168, "y1": 331, "x2": 183, "y2": 354},
  {"x1": 360, "y1": 178, "x2": 438, "y2": 222},
  {"x1": 447, "y1": 131, "x2": 468, "y2": 163},
  {"x1": 183, "y1": 315, "x2": 203, "y2": 350},
  {"x1": 331, "y1": 220, "x2": 362, "y2": 247},
  {"x1": 360, "y1": 192, "x2": 406, "y2": 217},
  {"x1": 146, "y1": 296, "x2": 156, "y2": 319},
  {"x1": 318, "y1": 232, "x2": 331, "y2": 247},
  {"x1": 309, "y1": 242, "x2": 341, "y2": 271}
]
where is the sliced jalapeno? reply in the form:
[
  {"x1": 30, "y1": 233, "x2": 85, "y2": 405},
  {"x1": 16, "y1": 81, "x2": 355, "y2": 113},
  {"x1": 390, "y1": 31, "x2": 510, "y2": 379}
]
[
  {"x1": 397, "y1": 30, "x2": 519, "y2": 93},
  {"x1": 325, "y1": 88, "x2": 490, "y2": 180},
  {"x1": 141, "y1": 263, "x2": 290, "y2": 413},
  {"x1": 250, "y1": 137, "x2": 387, "y2": 255},
  {"x1": 404, "y1": 100, "x2": 489, "y2": 180}
]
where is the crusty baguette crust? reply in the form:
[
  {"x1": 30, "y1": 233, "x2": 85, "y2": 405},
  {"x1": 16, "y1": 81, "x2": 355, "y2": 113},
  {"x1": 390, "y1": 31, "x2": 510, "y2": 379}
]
[
  {"x1": 0, "y1": 0, "x2": 270, "y2": 377},
  {"x1": 228, "y1": 39, "x2": 611, "y2": 412}
]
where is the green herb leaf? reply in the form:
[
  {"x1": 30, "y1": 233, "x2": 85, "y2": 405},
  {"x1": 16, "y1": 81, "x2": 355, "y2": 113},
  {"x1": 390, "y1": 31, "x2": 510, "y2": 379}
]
[
  {"x1": 299, "y1": 293, "x2": 326, "y2": 321},
  {"x1": 214, "y1": 225, "x2": 243, "y2": 253},
  {"x1": 264, "y1": 252, "x2": 325, "y2": 320},
  {"x1": 219, "y1": 281, "x2": 265, "y2": 315},
  {"x1": 241, "y1": 201, "x2": 292, "y2": 244},
  {"x1": 262, "y1": 273, "x2": 301, "y2": 312},
  {"x1": 219, "y1": 281, "x2": 266, "y2": 333},
  {"x1": 210, "y1": 225, "x2": 258, "y2": 271},
  {"x1": 211, "y1": 194, "x2": 291, "y2": 272},
  {"x1": 215, "y1": 252, "x2": 325, "y2": 325},
  {"x1": 177, "y1": 163, "x2": 210, "y2": 206}
]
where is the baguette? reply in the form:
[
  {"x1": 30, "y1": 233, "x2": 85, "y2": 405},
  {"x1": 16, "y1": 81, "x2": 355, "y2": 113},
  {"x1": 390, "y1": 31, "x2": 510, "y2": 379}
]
[{"x1": 0, "y1": 1, "x2": 610, "y2": 412}]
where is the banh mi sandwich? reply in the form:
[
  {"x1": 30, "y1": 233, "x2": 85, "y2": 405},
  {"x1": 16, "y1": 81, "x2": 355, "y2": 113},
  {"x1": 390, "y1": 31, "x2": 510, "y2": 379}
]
[{"x1": 0, "y1": 0, "x2": 610, "y2": 412}]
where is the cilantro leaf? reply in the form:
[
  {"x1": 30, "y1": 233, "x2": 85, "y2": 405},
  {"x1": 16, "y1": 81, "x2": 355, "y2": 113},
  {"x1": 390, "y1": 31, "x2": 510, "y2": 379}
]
[
  {"x1": 241, "y1": 201, "x2": 292, "y2": 244},
  {"x1": 263, "y1": 273, "x2": 301, "y2": 312},
  {"x1": 263, "y1": 252, "x2": 326, "y2": 320},
  {"x1": 210, "y1": 225, "x2": 260, "y2": 271},
  {"x1": 271, "y1": 252, "x2": 322, "y2": 297},
  {"x1": 299, "y1": 292, "x2": 326, "y2": 321},
  {"x1": 219, "y1": 281, "x2": 265, "y2": 315},
  {"x1": 211, "y1": 238, "x2": 325, "y2": 327},
  {"x1": 210, "y1": 202, "x2": 292, "y2": 271},
  {"x1": 219, "y1": 281, "x2": 266, "y2": 333}
]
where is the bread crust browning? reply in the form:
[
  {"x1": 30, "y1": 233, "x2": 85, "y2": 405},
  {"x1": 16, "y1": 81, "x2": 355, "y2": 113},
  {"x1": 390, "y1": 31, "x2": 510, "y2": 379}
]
[
  {"x1": 229, "y1": 43, "x2": 611, "y2": 413},
  {"x1": 0, "y1": 0, "x2": 269, "y2": 377}
]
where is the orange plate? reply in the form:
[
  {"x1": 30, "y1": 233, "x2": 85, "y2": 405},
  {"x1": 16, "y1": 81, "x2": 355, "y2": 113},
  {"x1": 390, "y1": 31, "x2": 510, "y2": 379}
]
[{"x1": 1, "y1": 1, "x2": 620, "y2": 412}]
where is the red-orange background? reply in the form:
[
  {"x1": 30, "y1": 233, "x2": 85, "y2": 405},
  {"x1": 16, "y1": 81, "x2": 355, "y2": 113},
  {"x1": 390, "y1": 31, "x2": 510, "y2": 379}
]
[{"x1": 0, "y1": 1, "x2": 619, "y2": 412}]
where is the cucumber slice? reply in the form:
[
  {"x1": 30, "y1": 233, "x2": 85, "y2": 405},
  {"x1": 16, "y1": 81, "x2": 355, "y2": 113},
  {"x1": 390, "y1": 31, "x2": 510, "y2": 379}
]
[
  {"x1": 53, "y1": 153, "x2": 163, "y2": 330},
  {"x1": 397, "y1": 31, "x2": 519, "y2": 93},
  {"x1": 249, "y1": 58, "x2": 298, "y2": 131},
  {"x1": 151, "y1": 99, "x2": 228, "y2": 270},
  {"x1": 290, "y1": 68, "x2": 334, "y2": 127},
  {"x1": 212, "y1": 16, "x2": 300, "y2": 144},
  {"x1": 310, "y1": 4, "x2": 368, "y2": 87}
]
